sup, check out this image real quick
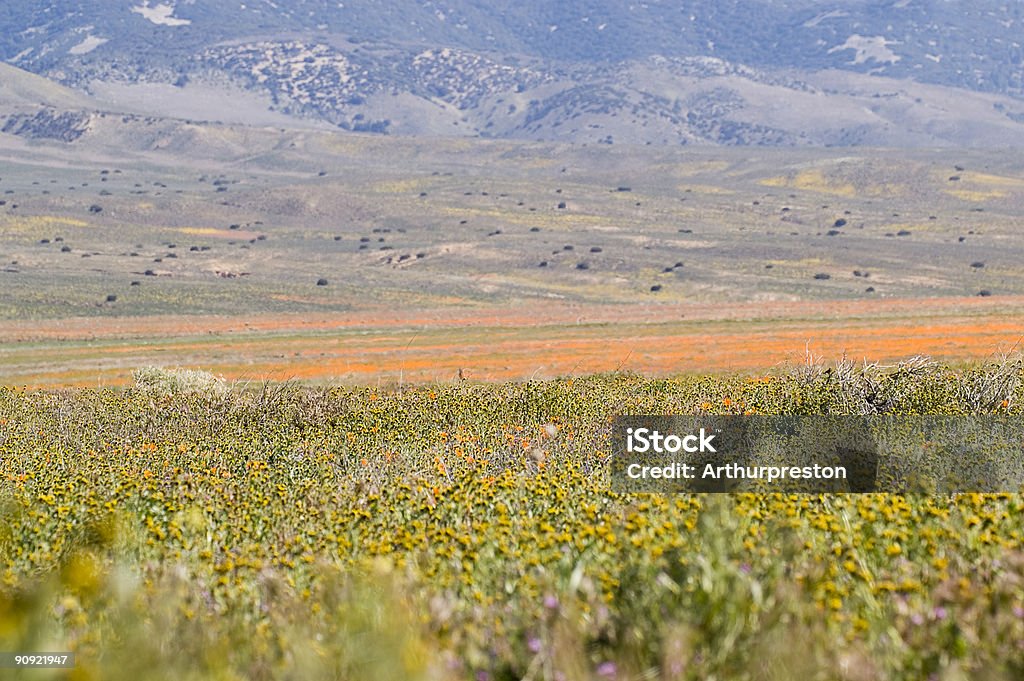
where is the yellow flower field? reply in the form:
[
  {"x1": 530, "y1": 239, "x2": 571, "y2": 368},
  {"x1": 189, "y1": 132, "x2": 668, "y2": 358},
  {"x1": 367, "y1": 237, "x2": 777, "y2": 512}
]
[{"x1": 1, "y1": 360, "x2": 1023, "y2": 680}]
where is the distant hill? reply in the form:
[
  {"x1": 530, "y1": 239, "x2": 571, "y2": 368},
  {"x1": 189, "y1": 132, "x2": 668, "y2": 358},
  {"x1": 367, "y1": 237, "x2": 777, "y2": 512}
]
[
  {"x1": 0, "y1": 62, "x2": 90, "y2": 109},
  {"x1": 2, "y1": 1, "x2": 1024, "y2": 146},
  {"x1": 0, "y1": 62, "x2": 98, "y2": 142}
]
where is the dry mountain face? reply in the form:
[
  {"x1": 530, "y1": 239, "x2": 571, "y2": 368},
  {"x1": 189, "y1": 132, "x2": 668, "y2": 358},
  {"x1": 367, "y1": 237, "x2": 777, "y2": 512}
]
[{"x1": 2, "y1": 0, "x2": 1024, "y2": 146}]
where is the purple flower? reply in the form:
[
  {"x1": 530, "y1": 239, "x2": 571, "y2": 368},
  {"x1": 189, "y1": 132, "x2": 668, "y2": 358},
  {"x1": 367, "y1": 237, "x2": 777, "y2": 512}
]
[
  {"x1": 475, "y1": 672, "x2": 491, "y2": 681},
  {"x1": 911, "y1": 613, "x2": 924, "y2": 626},
  {"x1": 739, "y1": 563, "x2": 751, "y2": 574},
  {"x1": 1013, "y1": 605, "x2": 1024, "y2": 619},
  {"x1": 933, "y1": 606, "x2": 947, "y2": 620},
  {"x1": 597, "y1": 661, "x2": 618, "y2": 678},
  {"x1": 544, "y1": 595, "x2": 559, "y2": 610},
  {"x1": 528, "y1": 637, "x2": 542, "y2": 654}
]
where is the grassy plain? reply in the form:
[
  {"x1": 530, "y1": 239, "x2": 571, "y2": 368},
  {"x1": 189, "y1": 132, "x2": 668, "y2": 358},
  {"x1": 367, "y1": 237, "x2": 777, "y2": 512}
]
[
  {"x1": 2, "y1": 132, "x2": 1024, "y2": 385},
  {"x1": 2, "y1": 297, "x2": 1024, "y2": 387}
]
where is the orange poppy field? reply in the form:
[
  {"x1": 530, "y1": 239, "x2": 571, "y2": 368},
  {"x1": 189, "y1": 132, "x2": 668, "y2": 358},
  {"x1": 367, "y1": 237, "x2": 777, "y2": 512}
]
[{"x1": 3, "y1": 294, "x2": 1022, "y2": 387}]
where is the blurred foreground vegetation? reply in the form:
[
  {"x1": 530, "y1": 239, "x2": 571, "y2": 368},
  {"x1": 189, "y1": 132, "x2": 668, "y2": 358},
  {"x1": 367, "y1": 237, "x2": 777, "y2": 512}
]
[{"x1": 2, "y1": 357, "x2": 1024, "y2": 680}]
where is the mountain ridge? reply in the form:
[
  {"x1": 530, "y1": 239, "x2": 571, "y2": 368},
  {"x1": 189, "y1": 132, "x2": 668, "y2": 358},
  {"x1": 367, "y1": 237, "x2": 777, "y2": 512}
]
[{"x1": 2, "y1": 1, "x2": 1024, "y2": 146}]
